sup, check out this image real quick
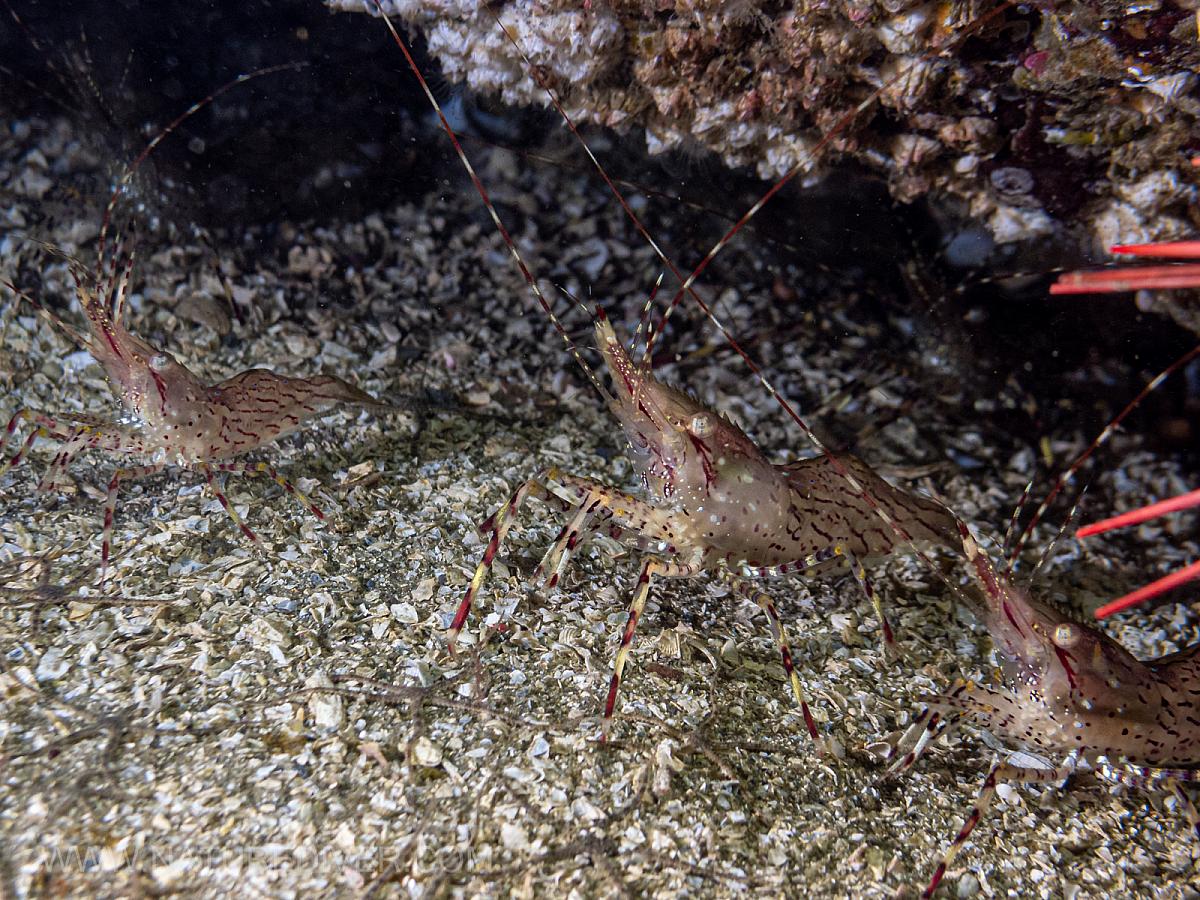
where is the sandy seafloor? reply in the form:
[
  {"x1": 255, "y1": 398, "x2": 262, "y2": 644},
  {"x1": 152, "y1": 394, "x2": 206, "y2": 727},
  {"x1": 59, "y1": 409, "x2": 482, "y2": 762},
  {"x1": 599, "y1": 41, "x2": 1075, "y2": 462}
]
[{"x1": 1, "y1": 102, "x2": 1199, "y2": 900}]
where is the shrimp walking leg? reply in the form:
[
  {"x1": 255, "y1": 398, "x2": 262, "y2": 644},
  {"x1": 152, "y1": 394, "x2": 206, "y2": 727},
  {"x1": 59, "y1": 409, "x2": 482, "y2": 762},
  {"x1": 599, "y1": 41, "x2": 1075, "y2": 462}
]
[
  {"x1": 881, "y1": 682, "x2": 973, "y2": 778},
  {"x1": 39, "y1": 428, "x2": 104, "y2": 493},
  {"x1": 923, "y1": 759, "x2": 1076, "y2": 899},
  {"x1": 101, "y1": 463, "x2": 166, "y2": 582},
  {"x1": 205, "y1": 460, "x2": 326, "y2": 522},
  {"x1": 844, "y1": 553, "x2": 898, "y2": 657},
  {"x1": 882, "y1": 710, "x2": 961, "y2": 779},
  {"x1": 40, "y1": 423, "x2": 143, "y2": 493},
  {"x1": 1, "y1": 409, "x2": 75, "y2": 476},
  {"x1": 532, "y1": 494, "x2": 605, "y2": 591},
  {"x1": 601, "y1": 555, "x2": 704, "y2": 735},
  {"x1": 550, "y1": 471, "x2": 689, "y2": 544},
  {"x1": 450, "y1": 470, "x2": 562, "y2": 652},
  {"x1": 453, "y1": 470, "x2": 692, "y2": 652},
  {"x1": 733, "y1": 579, "x2": 830, "y2": 750},
  {"x1": 199, "y1": 463, "x2": 263, "y2": 548}
]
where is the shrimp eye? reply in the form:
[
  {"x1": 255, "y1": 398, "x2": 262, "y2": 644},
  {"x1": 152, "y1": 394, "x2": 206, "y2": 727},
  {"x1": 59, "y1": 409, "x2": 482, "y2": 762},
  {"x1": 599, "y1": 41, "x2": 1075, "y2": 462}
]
[
  {"x1": 150, "y1": 354, "x2": 170, "y2": 371},
  {"x1": 1053, "y1": 624, "x2": 1079, "y2": 648},
  {"x1": 689, "y1": 413, "x2": 713, "y2": 437}
]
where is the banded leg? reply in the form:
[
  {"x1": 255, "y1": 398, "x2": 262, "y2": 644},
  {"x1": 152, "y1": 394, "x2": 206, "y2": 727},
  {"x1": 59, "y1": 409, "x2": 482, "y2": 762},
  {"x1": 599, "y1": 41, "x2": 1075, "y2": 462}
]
[
  {"x1": 881, "y1": 682, "x2": 972, "y2": 779},
  {"x1": 1, "y1": 409, "x2": 73, "y2": 476},
  {"x1": 745, "y1": 545, "x2": 897, "y2": 658},
  {"x1": 452, "y1": 468, "x2": 659, "y2": 651},
  {"x1": 100, "y1": 463, "x2": 165, "y2": 582},
  {"x1": 450, "y1": 471, "x2": 560, "y2": 652},
  {"x1": 474, "y1": 469, "x2": 569, "y2": 537},
  {"x1": 602, "y1": 555, "x2": 703, "y2": 737},
  {"x1": 207, "y1": 461, "x2": 326, "y2": 521},
  {"x1": 729, "y1": 546, "x2": 846, "y2": 752},
  {"x1": 739, "y1": 583, "x2": 824, "y2": 752},
  {"x1": 881, "y1": 709, "x2": 948, "y2": 778},
  {"x1": 200, "y1": 463, "x2": 263, "y2": 548},
  {"x1": 922, "y1": 759, "x2": 1075, "y2": 899},
  {"x1": 1099, "y1": 761, "x2": 1200, "y2": 788},
  {"x1": 38, "y1": 427, "x2": 96, "y2": 492},
  {"x1": 843, "y1": 553, "x2": 897, "y2": 658},
  {"x1": 533, "y1": 495, "x2": 608, "y2": 591},
  {"x1": 915, "y1": 683, "x2": 1012, "y2": 721},
  {"x1": 735, "y1": 544, "x2": 844, "y2": 578},
  {"x1": 39, "y1": 423, "x2": 136, "y2": 493},
  {"x1": 551, "y1": 471, "x2": 688, "y2": 546}
]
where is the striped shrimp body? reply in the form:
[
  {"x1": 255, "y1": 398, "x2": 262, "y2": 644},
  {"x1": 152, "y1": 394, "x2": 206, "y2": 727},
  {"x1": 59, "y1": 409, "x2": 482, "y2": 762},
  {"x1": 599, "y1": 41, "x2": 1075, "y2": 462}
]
[
  {"x1": 887, "y1": 521, "x2": 1200, "y2": 896},
  {"x1": 452, "y1": 308, "x2": 958, "y2": 745},
  {"x1": 592, "y1": 313, "x2": 957, "y2": 578},
  {"x1": 1, "y1": 69, "x2": 390, "y2": 578},
  {"x1": 11, "y1": 252, "x2": 385, "y2": 465},
  {"x1": 3, "y1": 248, "x2": 389, "y2": 580}
]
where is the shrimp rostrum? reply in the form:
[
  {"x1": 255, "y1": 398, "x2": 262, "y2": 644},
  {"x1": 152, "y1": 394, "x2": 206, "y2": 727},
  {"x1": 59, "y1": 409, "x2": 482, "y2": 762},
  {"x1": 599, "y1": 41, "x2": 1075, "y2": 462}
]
[
  {"x1": 1, "y1": 243, "x2": 390, "y2": 579},
  {"x1": 453, "y1": 307, "x2": 959, "y2": 745},
  {"x1": 884, "y1": 519, "x2": 1200, "y2": 896}
]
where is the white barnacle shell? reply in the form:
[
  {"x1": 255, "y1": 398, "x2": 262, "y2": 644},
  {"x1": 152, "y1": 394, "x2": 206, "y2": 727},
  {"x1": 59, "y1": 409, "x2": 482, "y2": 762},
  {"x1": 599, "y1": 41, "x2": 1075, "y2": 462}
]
[
  {"x1": 875, "y1": 4, "x2": 934, "y2": 54},
  {"x1": 878, "y1": 55, "x2": 941, "y2": 112},
  {"x1": 1131, "y1": 71, "x2": 1197, "y2": 105},
  {"x1": 1090, "y1": 198, "x2": 1192, "y2": 252},
  {"x1": 891, "y1": 133, "x2": 941, "y2": 168},
  {"x1": 1088, "y1": 173, "x2": 1199, "y2": 254},
  {"x1": 758, "y1": 134, "x2": 818, "y2": 181},
  {"x1": 1115, "y1": 170, "x2": 1195, "y2": 209},
  {"x1": 987, "y1": 204, "x2": 1054, "y2": 244}
]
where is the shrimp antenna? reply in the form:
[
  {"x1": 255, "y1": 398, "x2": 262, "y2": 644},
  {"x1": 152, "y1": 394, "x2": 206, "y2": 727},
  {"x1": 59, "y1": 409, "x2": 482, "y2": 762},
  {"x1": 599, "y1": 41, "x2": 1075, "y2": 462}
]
[
  {"x1": 1, "y1": 279, "x2": 91, "y2": 349},
  {"x1": 631, "y1": 272, "x2": 664, "y2": 362},
  {"x1": 365, "y1": 2, "x2": 608, "y2": 399},
  {"x1": 1029, "y1": 487, "x2": 1087, "y2": 585},
  {"x1": 1047, "y1": 235, "x2": 1200, "y2": 617},
  {"x1": 1002, "y1": 477, "x2": 1035, "y2": 574},
  {"x1": 96, "y1": 61, "x2": 307, "y2": 274},
  {"x1": 1007, "y1": 341, "x2": 1200, "y2": 569}
]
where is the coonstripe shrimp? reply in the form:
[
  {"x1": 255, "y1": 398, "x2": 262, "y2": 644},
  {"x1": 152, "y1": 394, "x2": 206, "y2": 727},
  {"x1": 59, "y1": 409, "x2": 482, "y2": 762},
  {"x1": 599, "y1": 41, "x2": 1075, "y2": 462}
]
[
  {"x1": 370, "y1": 4, "x2": 968, "y2": 749},
  {"x1": 856, "y1": 344, "x2": 1200, "y2": 894},
  {"x1": 881, "y1": 518, "x2": 1200, "y2": 897},
  {"x1": 1, "y1": 67, "x2": 392, "y2": 579}
]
